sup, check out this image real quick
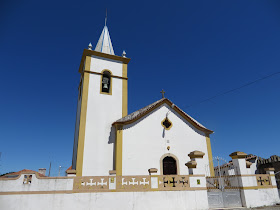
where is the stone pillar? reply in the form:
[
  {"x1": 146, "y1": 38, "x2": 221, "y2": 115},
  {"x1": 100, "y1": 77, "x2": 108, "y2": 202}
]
[
  {"x1": 186, "y1": 150, "x2": 207, "y2": 204},
  {"x1": 66, "y1": 169, "x2": 76, "y2": 177},
  {"x1": 265, "y1": 168, "x2": 277, "y2": 186},
  {"x1": 148, "y1": 168, "x2": 159, "y2": 189},
  {"x1": 265, "y1": 168, "x2": 275, "y2": 175},
  {"x1": 148, "y1": 168, "x2": 158, "y2": 175},
  {"x1": 230, "y1": 152, "x2": 280, "y2": 207},
  {"x1": 229, "y1": 151, "x2": 249, "y2": 207},
  {"x1": 186, "y1": 151, "x2": 205, "y2": 175},
  {"x1": 38, "y1": 168, "x2": 46, "y2": 176},
  {"x1": 229, "y1": 151, "x2": 249, "y2": 175}
]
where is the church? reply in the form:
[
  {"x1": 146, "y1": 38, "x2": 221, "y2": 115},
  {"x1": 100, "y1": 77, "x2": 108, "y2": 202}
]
[
  {"x1": 0, "y1": 22, "x2": 279, "y2": 210},
  {"x1": 69, "y1": 24, "x2": 215, "y2": 178}
]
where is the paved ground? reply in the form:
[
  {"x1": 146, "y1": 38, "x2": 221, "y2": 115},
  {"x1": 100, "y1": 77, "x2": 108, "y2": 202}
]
[
  {"x1": 211, "y1": 205, "x2": 280, "y2": 210},
  {"x1": 241, "y1": 206, "x2": 280, "y2": 210}
]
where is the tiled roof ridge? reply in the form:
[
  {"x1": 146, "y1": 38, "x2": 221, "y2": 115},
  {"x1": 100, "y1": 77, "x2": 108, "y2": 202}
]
[
  {"x1": 113, "y1": 98, "x2": 212, "y2": 133},
  {"x1": 114, "y1": 98, "x2": 165, "y2": 123}
]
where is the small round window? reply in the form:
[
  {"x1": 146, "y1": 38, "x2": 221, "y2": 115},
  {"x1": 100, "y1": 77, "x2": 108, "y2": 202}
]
[{"x1": 161, "y1": 117, "x2": 172, "y2": 130}]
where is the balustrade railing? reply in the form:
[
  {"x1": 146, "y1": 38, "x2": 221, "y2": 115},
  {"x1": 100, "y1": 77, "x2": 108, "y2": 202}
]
[
  {"x1": 206, "y1": 174, "x2": 274, "y2": 191},
  {"x1": 73, "y1": 175, "x2": 204, "y2": 192}
]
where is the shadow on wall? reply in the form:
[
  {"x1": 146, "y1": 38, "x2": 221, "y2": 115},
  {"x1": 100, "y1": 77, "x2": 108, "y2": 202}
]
[
  {"x1": 108, "y1": 126, "x2": 116, "y2": 170},
  {"x1": 108, "y1": 126, "x2": 115, "y2": 144}
]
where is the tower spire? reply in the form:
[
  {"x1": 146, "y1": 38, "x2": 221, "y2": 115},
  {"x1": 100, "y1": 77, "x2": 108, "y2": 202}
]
[{"x1": 95, "y1": 10, "x2": 115, "y2": 55}]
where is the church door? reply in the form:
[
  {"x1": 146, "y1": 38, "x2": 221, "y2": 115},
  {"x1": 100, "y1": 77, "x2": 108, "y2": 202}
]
[{"x1": 163, "y1": 156, "x2": 177, "y2": 175}]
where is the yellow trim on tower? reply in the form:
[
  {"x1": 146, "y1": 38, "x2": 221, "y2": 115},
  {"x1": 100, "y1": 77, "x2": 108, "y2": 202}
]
[
  {"x1": 76, "y1": 55, "x2": 91, "y2": 176},
  {"x1": 115, "y1": 125, "x2": 123, "y2": 176},
  {"x1": 79, "y1": 49, "x2": 130, "y2": 73},
  {"x1": 206, "y1": 134, "x2": 214, "y2": 176},
  {"x1": 122, "y1": 64, "x2": 128, "y2": 117}
]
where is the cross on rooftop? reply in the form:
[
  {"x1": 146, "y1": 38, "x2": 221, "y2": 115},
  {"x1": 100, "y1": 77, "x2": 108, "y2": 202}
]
[{"x1": 161, "y1": 89, "x2": 165, "y2": 98}]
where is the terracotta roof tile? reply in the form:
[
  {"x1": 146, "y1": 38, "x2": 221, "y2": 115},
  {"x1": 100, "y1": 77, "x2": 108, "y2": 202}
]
[{"x1": 1, "y1": 169, "x2": 46, "y2": 178}]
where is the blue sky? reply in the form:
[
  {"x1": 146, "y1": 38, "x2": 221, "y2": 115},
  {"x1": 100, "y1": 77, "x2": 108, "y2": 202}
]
[{"x1": 1, "y1": 0, "x2": 280, "y2": 176}]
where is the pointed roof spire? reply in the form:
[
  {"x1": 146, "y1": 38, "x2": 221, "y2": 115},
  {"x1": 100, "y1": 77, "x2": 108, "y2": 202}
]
[{"x1": 95, "y1": 10, "x2": 115, "y2": 55}]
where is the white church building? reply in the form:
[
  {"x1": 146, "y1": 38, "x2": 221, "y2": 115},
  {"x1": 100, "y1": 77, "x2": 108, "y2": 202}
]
[{"x1": 0, "y1": 23, "x2": 279, "y2": 210}]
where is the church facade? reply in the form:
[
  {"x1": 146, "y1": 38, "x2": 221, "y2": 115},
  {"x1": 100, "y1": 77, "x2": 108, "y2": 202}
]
[{"x1": 71, "y1": 25, "x2": 215, "y2": 178}]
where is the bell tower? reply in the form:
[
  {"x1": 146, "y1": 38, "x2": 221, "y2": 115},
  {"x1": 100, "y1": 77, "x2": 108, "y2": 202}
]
[{"x1": 71, "y1": 24, "x2": 130, "y2": 176}]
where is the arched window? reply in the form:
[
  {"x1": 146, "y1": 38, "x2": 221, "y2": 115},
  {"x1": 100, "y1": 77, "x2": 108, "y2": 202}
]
[
  {"x1": 101, "y1": 70, "x2": 111, "y2": 94},
  {"x1": 163, "y1": 156, "x2": 177, "y2": 175}
]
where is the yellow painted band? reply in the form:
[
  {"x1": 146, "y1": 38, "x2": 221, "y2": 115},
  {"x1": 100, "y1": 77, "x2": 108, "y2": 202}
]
[
  {"x1": 206, "y1": 135, "x2": 214, "y2": 176},
  {"x1": 206, "y1": 174, "x2": 276, "y2": 178},
  {"x1": 122, "y1": 64, "x2": 128, "y2": 117},
  {"x1": 79, "y1": 49, "x2": 130, "y2": 73},
  {"x1": 76, "y1": 56, "x2": 91, "y2": 176},
  {"x1": 115, "y1": 125, "x2": 123, "y2": 175},
  {"x1": 84, "y1": 70, "x2": 128, "y2": 80},
  {"x1": 241, "y1": 186, "x2": 277, "y2": 190}
]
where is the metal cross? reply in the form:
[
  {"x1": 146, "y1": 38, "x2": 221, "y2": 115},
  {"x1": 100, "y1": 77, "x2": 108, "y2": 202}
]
[
  {"x1": 169, "y1": 177, "x2": 177, "y2": 187},
  {"x1": 160, "y1": 89, "x2": 165, "y2": 98},
  {"x1": 179, "y1": 177, "x2": 188, "y2": 186},
  {"x1": 257, "y1": 176, "x2": 265, "y2": 185},
  {"x1": 163, "y1": 177, "x2": 169, "y2": 187},
  {"x1": 105, "y1": 8, "x2": 107, "y2": 26}
]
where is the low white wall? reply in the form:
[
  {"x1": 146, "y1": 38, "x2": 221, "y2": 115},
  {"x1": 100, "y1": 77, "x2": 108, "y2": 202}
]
[
  {"x1": 0, "y1": 174, "x2": 73, "y2": 192},
  {"x1": 242, "y1": 188, "x2": 279, "y2": 208},
  {"x1": 0, "y1": 190, "x2": 209, "y2": 210}
]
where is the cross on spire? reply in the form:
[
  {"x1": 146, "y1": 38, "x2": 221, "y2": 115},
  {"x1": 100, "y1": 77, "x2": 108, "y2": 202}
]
[
  {"x1": 160, "y1": 89, "x2": 165, "y2": 98},
  {"x1": 95, "y1": 10, "x2": 115, "y2": 55},
  {"x1": 105, "y1": 8, "x2": 107, "y2": 26}
]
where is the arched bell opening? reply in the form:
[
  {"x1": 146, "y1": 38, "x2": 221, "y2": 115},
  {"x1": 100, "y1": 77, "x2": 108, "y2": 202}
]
[{"x1": 101, "y1": 70, "x2": 112, "y2": 94}]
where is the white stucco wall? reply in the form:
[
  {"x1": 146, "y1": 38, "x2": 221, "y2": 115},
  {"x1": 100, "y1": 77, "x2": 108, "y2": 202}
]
[
  {"x1": 0, "y1": 174, "x2": 73, "y2": 192},
  {"x1": 82, "y1": 56, "x2": 124, "y2": 176},
  {"x1": 242, "y1": 188, "x2": 280, "y2": 207},
  {"x1": 249, "y1": 159, "x2": 258, "y2": 174},
  {"x1": 122, "y1": 103, "x2": 210, "y2": 176},
  {"x1": 0, "y1": 190, "x2": 209, "y2": 210}
]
